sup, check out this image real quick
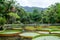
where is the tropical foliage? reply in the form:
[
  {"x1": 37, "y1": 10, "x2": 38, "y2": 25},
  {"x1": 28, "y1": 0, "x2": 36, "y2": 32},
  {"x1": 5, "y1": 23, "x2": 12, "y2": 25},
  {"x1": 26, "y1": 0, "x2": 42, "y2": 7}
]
[{"x1": 0, "y1": 0, "x2": 60, "y2": 25}]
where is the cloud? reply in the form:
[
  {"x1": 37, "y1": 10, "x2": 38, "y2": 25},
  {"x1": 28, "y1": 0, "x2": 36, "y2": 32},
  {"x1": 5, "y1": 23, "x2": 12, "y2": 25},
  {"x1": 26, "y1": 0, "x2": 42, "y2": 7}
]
[
  {"x1": 16, "y1": 0, "x2": 31, "y2": 6},
  {"x1": 16, "y1": 0, "x2": 60, "y2": 8}
]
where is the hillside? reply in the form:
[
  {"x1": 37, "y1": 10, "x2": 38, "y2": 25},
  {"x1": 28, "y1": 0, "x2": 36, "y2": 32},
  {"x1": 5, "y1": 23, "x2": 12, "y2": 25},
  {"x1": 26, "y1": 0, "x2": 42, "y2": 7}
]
[{"x1": 22, "y1": 6, "x2": 46, "y2": 12}]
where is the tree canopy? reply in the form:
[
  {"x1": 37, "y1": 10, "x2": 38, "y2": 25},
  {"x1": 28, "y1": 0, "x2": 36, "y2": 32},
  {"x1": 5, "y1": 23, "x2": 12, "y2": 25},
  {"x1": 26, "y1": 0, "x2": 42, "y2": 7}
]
[{"x1": 0, "y1": 0, "x2": 60, "y2": 24}]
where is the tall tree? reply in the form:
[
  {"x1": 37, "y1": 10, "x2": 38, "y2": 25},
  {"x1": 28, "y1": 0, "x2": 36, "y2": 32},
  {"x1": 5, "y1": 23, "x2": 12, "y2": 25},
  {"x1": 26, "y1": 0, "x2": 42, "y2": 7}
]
[
  {"x1": 0, "y1": 0, "x2": 20, "y2": 24},
  {"x1": 45, "y1": 3, "x2": 60, "y2": 23}
]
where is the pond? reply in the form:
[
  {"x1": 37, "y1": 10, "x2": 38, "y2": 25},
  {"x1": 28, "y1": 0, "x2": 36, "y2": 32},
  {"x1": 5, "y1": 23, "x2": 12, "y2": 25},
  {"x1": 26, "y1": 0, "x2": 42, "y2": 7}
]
[{"x1": 32, "y1": 36, "x2": 60, "y2": 40}]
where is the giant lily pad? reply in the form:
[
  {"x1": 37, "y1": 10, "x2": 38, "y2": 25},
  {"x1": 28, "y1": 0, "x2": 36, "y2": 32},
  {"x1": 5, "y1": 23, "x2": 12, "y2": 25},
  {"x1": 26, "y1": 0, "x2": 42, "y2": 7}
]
[
  {"x1": 19, "y1": 32, "x2": 40, "y2": 38},
  {"x1": 32, "y1": 36, "x2": 60, "y2": 40},
  {"x1": 0, "y1": 30, "x2": 20, "y2": 36}
]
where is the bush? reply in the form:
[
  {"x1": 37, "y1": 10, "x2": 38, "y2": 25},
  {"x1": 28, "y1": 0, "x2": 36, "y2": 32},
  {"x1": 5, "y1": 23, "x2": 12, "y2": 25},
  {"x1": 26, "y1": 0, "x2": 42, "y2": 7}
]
[{"x1": 0, "y1": 17, "x2": 6, "y2": 25}]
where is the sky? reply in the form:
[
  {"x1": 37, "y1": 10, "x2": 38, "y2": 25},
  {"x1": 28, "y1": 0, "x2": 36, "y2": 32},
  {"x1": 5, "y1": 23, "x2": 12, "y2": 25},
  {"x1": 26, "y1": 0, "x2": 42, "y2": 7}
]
[{"x1": 16, "y1": 0, "x2": 60, "y2": 8}]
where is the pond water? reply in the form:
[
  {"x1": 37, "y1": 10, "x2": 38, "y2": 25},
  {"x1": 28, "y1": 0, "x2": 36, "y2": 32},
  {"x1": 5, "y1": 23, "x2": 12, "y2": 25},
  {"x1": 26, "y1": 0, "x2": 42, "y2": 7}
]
[{"x1": 32, "y1": 36, "x2": 60, "y2": 40}]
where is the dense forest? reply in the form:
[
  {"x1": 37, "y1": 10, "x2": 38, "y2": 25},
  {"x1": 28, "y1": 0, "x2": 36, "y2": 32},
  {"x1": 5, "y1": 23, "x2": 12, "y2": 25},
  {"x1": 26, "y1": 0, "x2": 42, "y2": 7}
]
[{"x1": 0, "y1": 0, "x2": 60, "y2": 25}]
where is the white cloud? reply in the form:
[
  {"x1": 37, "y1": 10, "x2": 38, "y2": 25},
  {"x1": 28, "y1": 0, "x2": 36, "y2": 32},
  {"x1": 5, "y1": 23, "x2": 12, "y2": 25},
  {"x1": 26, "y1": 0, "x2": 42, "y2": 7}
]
[{"x1": 16, "y1": 0, "x2": 60, "y2": 8}]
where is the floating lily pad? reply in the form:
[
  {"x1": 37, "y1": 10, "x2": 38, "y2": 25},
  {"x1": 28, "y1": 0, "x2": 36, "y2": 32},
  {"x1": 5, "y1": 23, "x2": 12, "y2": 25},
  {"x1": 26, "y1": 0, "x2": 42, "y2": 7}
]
[
  {"x1": 32, "y1": 36, "x2": 60, "y2": 40},
  {"x1": 19, "y1": 32, "x2": 40, "y2": 38},
  {"x1": 0, "y1": 30, "x2": 20, "y2": 34}
]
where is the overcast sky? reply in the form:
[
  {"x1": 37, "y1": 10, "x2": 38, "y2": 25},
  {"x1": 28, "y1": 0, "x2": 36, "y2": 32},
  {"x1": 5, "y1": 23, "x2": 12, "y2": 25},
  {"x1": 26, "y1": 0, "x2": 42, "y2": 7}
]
[{"x1": 16, "y1": 0, "x2": 60, "y2": 8}]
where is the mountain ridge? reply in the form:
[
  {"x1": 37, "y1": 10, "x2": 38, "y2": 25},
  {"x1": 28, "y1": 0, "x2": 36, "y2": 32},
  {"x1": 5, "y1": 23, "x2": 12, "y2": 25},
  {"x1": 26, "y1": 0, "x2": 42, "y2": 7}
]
[{"x1": 22, "y1": 6, "x2": 47, "y2": 12}]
